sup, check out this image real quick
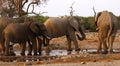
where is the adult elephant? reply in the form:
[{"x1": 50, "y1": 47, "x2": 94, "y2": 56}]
[
  {"x1": 2, "y1": 18, "x2": 49, "y2": 56},
  {"x1": 0, "y1": 17, "x2": 25, "y2": 55},
  {"x1": 95, "y1": 11, "x2": 118, "y2": 54},
  {"x1": 43, "y1": 16, "x2": 86, "y2": 54}
]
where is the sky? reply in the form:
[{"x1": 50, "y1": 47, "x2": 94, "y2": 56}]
[{"x1": 32, "y1": 0, "x2": 120, "y2": 17}]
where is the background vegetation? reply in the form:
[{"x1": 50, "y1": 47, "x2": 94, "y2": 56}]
[{"x1": 30, "y1": 15, "x2": 120, "y2": 32}]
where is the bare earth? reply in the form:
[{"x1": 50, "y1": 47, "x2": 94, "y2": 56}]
[{"x1": 1, "y1": 32, "x2": 120, "y2": 66}]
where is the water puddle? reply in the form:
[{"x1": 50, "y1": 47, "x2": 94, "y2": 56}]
[
  {"x1": 14, "y1": 50, "x2": 68, "y2": 56},
  {"x1": 14, "y1": 49, "x2": 120, "y2": 56}
]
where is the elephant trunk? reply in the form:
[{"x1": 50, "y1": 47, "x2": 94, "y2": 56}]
[
  {"x1": 43, "y1": 37, "x2": 50, "y2": 46},
  {"x1": 77, "y1": 27, "x2": 86, "y2": 40}
]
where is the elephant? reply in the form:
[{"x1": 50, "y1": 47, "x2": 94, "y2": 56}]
[
  {"x1": 0, "y1": 17, "x2": 27, "y2": 55},
  {"x1": 43, "y1": 16, "x2": 86, "y2": 55},
  {"x1": 95, "y1": 11, "x2": 118, "y2": 54},
  {"x1": 2, "y1": 18, "x2": 49, "y2": 56}
]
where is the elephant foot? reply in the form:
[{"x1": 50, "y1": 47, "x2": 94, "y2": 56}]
[
  {"x1": 33, "y1": 52, "x2": 38, "y2": 56},
  {"x1": 96, "y1": 50, "x2": 101, "y2": 54},
  {"x1": 4, "y1": 53, "x2": 10, "y2": 56},
  {"x1": 102, "y1": 50, "x2": 108, "y2": 54},
  {"x1": 108, "y1": 51, "x2": 114, "y2": 54},
  {"x1": 75, "y1": 48, "x2": 80, "y2": 51},
  {"x1": 67, "y1": 51, "x2": 72, "y2": 55},
  {"x1": 75, "y1": 48, "x2": 80, "y2": 54},
  {"x1": 38, "y1": 52, "x2": 42, "y2": 56},
  {"x1": 67, "y1": 49, "x2": 72, "y2": 52},
  {"x1": 20, "y1": 53, "x2": 25, "y2": 56},
  {"x1": 67, "y1": 49, "x2": 72, "y2": 55},
  {"x1": 10, "y1": 52, "x2": 16, "y2": 56},
  {"x1": 27, "y1": 53, "x2": 32, "y2": 56}
]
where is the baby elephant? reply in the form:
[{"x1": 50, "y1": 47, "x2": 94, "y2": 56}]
[{"x1": 2, "y1": 19, "x2": 49, "y2": 56}]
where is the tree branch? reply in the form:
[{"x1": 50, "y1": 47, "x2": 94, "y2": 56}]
[
  {"x1": 9, "y1": 0, "x2": 17, "y2": 7},
  {"x1": 22, "y1": 0, "x2": 28, "y2": 8},
  {"x1": 26, "y1": 2, "x2": 38, "y2": 14},
  {"x1": 92, "y1": 7, "x2": 96, "y2": 17},
  {"x1": 27, "y1": 5, "x2": 48, "y2": 16}
]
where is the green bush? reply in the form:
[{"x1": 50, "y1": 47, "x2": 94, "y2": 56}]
[{"x1": 29, "y1": 16, "x2": 49, "y2": 23}]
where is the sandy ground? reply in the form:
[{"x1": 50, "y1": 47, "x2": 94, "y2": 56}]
[{"x1": 1, "y1": 33, "x2": 120, "y2": 66}]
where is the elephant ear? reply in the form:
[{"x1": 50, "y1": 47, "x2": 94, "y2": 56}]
[
  {"x1": 30, "y1": 22, "x2": 40, "y2": 34},
  {"x1": 95, "y1": 12, "x2": 101, "y2": 26},
  {"x1": 69, "y1": 17, "x2": 79, "y2": 32}
]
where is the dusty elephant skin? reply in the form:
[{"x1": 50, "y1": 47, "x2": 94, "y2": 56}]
[
  {"x1": 95, "y1": 11, "x2": 118, "y2": 54},
  {"x1": 1, "y1": 18, "x2": 48, "y2": 56},
  {"x1": 43, "y1": 16, "x2": 86, "y2": 55},
  {"x1": 0, "y1": 17, "x2": 27, "y2": 55}
]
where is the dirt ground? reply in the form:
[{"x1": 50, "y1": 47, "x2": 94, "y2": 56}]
[{"x1": 1, "y1": 32, "x2": 120, "y2": 66}]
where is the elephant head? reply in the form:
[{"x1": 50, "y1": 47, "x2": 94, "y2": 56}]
[
  {"x1": 22, "y1": 17, "x2": 50, "y2": 40},
  {"x1": 27, "y1": 21, "x2": 50, "y2": 40},
  {"x1": 68, "y1": 16, "x2": 86, "y2": 40}
]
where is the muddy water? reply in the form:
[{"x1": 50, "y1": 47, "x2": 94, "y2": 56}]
[
  {"x1": 13, "y1": 50, "x2": 85, "y2": 56},
  {"x1": 14, "y1": 50, "x2": 68, "y2": 56},
  {"x1": 14, "y1": 49, "x2": 120, "y2": 56}
]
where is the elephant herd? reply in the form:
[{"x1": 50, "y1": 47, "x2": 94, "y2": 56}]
[{"x1": 0, "y1": 10, "x2": 118, "y2": 56}]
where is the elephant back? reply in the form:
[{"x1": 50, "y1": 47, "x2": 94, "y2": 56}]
[
  {"x1": 44, "y1": 17, "x2": 69, "y2": 38},
  {"x1": 97, "y1": 11, "x2": 112, "y2": 27},
  {"x1": 3, "y1": 23, "x2": 30, "y2": 43}
]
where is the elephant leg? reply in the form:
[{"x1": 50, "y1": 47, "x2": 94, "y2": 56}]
[
  {"x1": 37, "y1": 37, "x2": 42, "y2": 55},
  {"x1": 108, "y1": 34, "x2": 116, "y2": 53},
  {"x1": 4, "y1": 41, "x2": 9, "y2": 56},
  {"x1": 66, "y1": 35, "x2": 72, "y2": 54},
  {"x1": 31, "y1": 39, "x2": 37, "y2": 56},
  {"x1": 0, "y1": 41, "x2": 5, "y2": 55},
  {"x1": 27, "y1": 40, "x2": 32, "y2": 56},
  {"x1": 20, "y1": 43, "x2": 26, "y2": 56},
  {"x1": 9, "y1": 44, "x2": 16, "y2": 56},
  {"x1": 102, "y1": 39, "x2": 108, "y2": 54},
  {"x1": 70, "y1": 32, "x2": 80, "y2": 52},
  {"x1": 97, "y1": 36, "x2": 102, "y2": 54},
  {"x1": 45, "y1": 44, "x2": 51, "y2": 56}
]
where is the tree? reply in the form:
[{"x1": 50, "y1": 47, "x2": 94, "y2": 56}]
[
  {"x1": 69, "y1": 2, "x2": 75, "y2": 16},
  {"x1": 0, "y1": 0, "x2": 48, "y2": 17}
]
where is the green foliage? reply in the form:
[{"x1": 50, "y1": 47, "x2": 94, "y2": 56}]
[
  {"x1": 117, "y1": 16, "x2": 120, "y2": 28},
  {"x1": 81, "y1": 16, "x2": 120, "y2": 32},
  {"x1": 28, "y1": 15, "x2": 120, "y2": 32},
  {"x1": 81, "y1": 16, "x2": 97, "y2": 32},
  {"x1": 29, "y1": 16, "x2": 49, "y2": 23}
]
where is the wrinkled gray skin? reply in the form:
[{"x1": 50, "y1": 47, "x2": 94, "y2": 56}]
[
  {"x1": 95, "y1": 11, "x2": 118, "y2": 54},
  {"x1": 2, "y1": 18, "x2": 49, "y2": 56},
  {"x1": 43, "y1": 16, "x2": 86, "y2": 55},
  {"x1": 0, "y1": 17, "x2": 26, "y2": 55}
]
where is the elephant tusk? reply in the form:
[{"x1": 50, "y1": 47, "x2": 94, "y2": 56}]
[
  {"x1": 46, "y1": 36, "x2": 51, "y2": 40},
  {"x1": 75, "y1": 32, "x2": 85, "y2": 40}
]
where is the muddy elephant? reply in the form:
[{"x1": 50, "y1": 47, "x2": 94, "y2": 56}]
[
  {"x1": 95, "y1": 11, "x2": 118, "y2": 54},
  {"x1": 2, "y1": 18, "x2": 49, "y2": 56},
  {"x1": 43, "y1": 16, "x2": 86, "y2": 55}
]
